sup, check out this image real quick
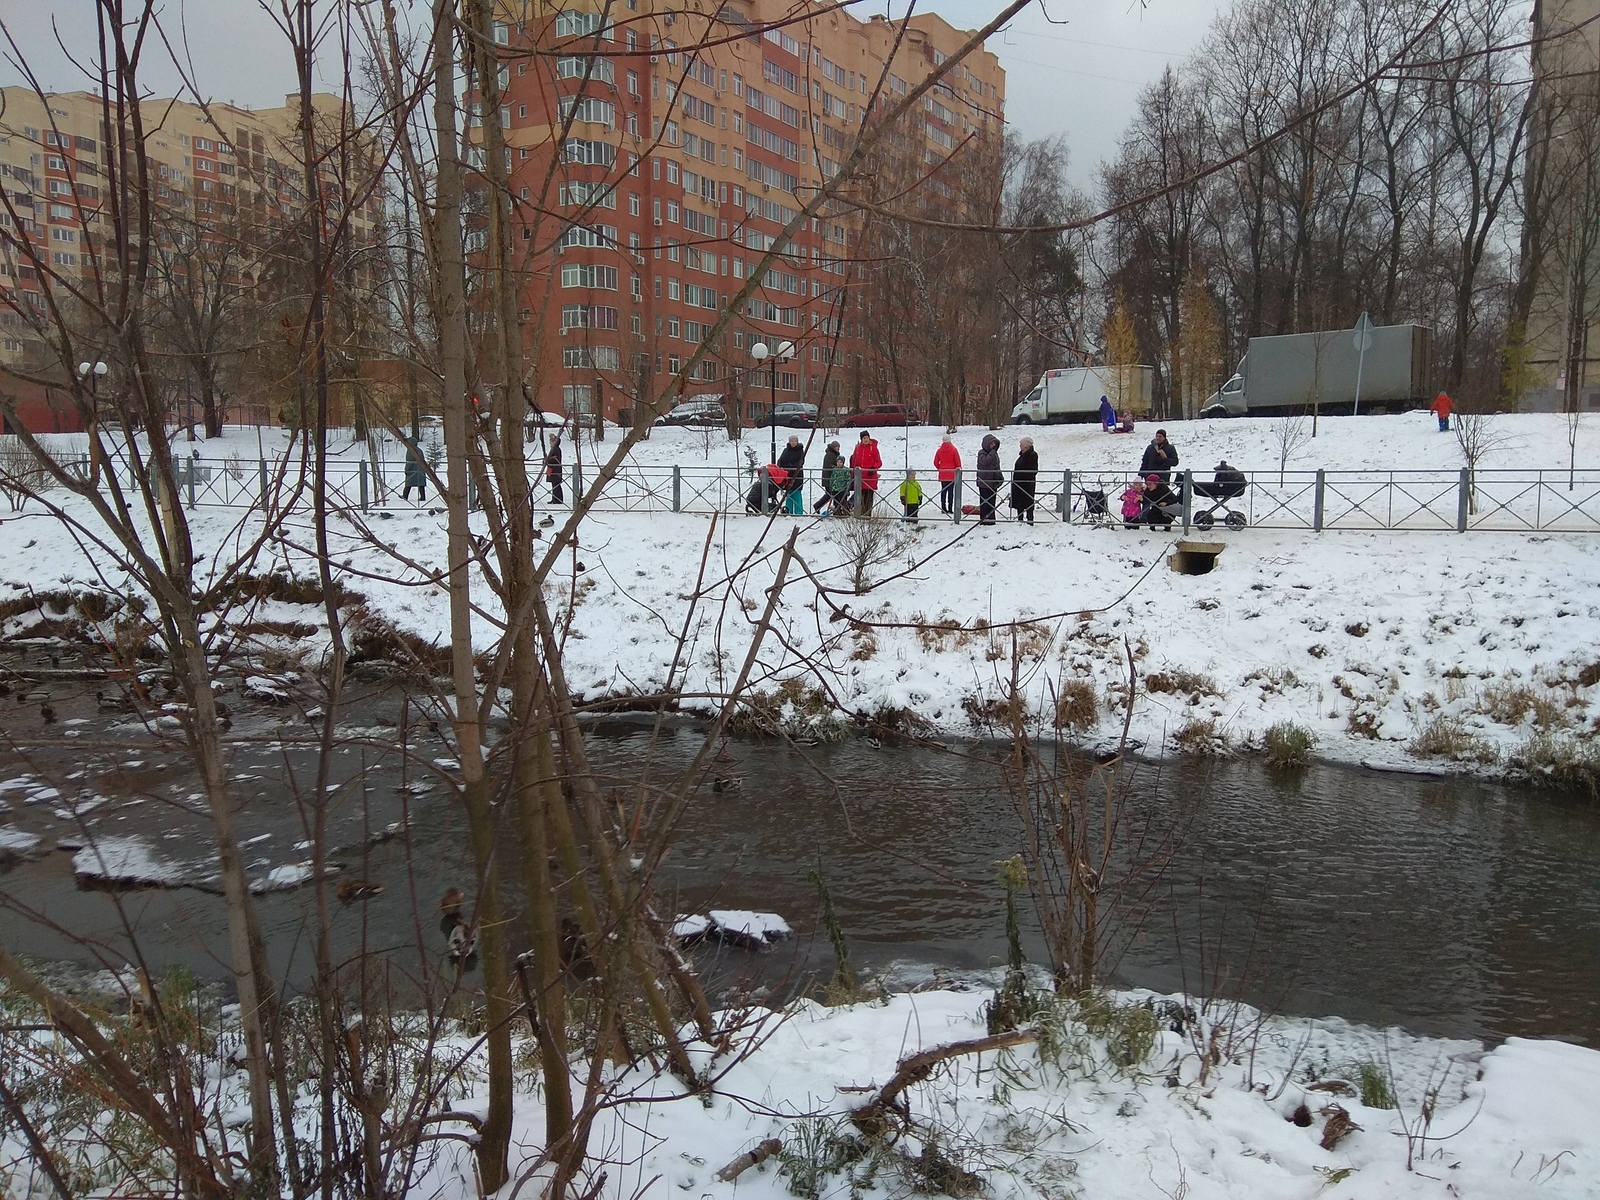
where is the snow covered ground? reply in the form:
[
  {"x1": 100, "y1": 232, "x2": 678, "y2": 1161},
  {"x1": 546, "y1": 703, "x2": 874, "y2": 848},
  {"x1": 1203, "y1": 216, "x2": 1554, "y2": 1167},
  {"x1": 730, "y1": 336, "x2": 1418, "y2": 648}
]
[
  {"x1": 3, "y1": 411, "x2": 1600, "y2": 773},
  {"x1": 411, "y1": 986, "x2": 1597, "y2": 1200}
]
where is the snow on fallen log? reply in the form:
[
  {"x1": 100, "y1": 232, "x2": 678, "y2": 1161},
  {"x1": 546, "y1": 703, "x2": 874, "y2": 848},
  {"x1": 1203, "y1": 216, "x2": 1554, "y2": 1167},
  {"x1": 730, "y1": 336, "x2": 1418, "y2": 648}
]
[
  {"x1": 671, "y1": 910, "x2": 793, "y2": 949},
  {"x1": 72, "y1": 837, "x2": 185, "y2": 887}
]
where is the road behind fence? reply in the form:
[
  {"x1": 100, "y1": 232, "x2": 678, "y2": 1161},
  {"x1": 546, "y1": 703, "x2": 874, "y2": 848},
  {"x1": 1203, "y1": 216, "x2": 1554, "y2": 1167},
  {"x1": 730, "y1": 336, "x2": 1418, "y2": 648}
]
[{"x1": 79, "y1": 453, "x2": 1600, "y2": 534}]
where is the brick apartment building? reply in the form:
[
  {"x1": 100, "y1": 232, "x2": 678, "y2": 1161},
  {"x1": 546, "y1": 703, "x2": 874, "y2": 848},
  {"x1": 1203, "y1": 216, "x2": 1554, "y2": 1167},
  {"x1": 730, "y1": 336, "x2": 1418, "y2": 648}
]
[
  {"x1": 484, "y1": 0, "x2": 1005, "y2": 424},
  {"x1": 0, "y1": 88, "x2": 386, "y2": 426}
]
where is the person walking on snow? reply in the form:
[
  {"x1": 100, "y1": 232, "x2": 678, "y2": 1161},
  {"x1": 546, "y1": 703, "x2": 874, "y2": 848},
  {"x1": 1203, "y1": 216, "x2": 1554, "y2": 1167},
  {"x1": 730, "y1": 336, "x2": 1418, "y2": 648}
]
[
  {"x1": 933, "y1": 434, "x2": 961, "y2": 514},
  {"x1": 1098, "y1": 394, "x2": 1116, "y2": 431},
  {"x1": 1430, "y1": 391, "x2": 1453, "y2": 432},
  {"x1": 1140, "y1": 428, "x2": 1178, "y2": 480},
  {"x1": 544, "y1": 435, "x2": 564, "y2": 504},
  {"x1": 849, "y1": 430, "x2": 882, "y2": 515},
  {"x1": 976, "y1": 433, "x2": 1003, "y2": 525},
  {"x1": 776, "y1": 434, "x2": 806, "y2": 515},
  {"x1": 1010, "y1": 436, "x2": 1039, "y2": 525},
  {"x1": 900, "y1": 470, "x2": 924, "y2": 522},
  {"x1": 401, "y1": 434, "x2": 427, "y2": 501}
]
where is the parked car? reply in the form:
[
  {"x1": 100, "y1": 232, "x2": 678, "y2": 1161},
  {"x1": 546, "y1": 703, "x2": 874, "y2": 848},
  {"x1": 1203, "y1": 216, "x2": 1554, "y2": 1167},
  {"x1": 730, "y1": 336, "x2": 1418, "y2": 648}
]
[
  {"x1": 526, "y1": 409, "x2": 569, "y2": 429},
  {"x1": 654, "y1": 397, "x2": 727, "y2": 427},
  {"x1": 771, "y1": 402, "x2": 818, "y2": 428},
  {"x1": 840, "y1": 404, "x2": 921, "y2": 428},
  {"x1": 417, "y1": 415, "x2": 443, "y2": 430}
]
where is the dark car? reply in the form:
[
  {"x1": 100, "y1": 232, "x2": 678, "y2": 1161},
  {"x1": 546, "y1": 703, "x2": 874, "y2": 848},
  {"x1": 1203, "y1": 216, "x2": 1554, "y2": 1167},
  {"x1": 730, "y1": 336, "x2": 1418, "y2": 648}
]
[
  {"x1": 841, "y1": 404, "x2": 921, "y2": 428},
  {"x1": 771, "y1": 402, "x2": 818, "y2": 428}
]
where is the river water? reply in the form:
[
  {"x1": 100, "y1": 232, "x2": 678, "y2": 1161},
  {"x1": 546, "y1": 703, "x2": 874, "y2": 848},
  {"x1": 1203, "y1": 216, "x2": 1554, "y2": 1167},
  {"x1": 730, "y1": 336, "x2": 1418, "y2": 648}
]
[{"x1": 1, "y1": 659, "x2": 1597, "y2": 1048}]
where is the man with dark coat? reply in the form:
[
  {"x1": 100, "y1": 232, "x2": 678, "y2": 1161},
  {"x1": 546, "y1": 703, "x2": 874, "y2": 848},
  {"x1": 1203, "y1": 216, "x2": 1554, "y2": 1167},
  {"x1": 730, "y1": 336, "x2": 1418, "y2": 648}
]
[
  {"x1": 976, "y1": 433, "x2": 1002, "y2": 525},
  {"x1": 544, "y1": 435, "x2": 564, "y2": 504},
  {"x1": 1010, "y1": 436, "x2": 1039, "y2": 525},
  {"x1": 814, "y1": 441, "x2": 843, "y2": 514},
  {"x1": 776, "y1": 435, "x2": 806, "y2": 515},
  {"x1": 1139, "y1": 428, "x2": 1179, "y2": 481}
]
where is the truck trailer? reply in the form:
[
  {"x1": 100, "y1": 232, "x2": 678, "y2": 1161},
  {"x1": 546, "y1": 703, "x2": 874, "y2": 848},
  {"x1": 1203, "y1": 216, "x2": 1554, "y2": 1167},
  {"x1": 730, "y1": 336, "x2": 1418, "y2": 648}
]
[
  {"x1": 1202, "y1": 324, "x2": 1432, "y2": 417},
  {"x1": 1011, "y1": 365, "x2": 1155, "y2": 424}
]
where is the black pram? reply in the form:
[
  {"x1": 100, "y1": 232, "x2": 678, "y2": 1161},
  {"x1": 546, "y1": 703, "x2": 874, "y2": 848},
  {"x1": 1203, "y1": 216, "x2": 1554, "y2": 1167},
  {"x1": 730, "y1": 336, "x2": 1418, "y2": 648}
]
[
  {"x1": 744, "y1": 464, "x2": 788, "y2": 515},
  {"x1": 1191, "y1": 462, "x2": 1248, "y2": 530},
  {"x1": 1077, "y1": 484, "x2": 1113, "y2": 526}
]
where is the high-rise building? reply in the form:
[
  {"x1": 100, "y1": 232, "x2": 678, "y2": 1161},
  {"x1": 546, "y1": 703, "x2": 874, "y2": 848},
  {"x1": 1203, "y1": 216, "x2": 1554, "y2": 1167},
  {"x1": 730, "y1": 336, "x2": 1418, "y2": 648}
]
[
  {"x1": 1520, "y1": 0, "x2": 1600, "y2": 410},
  {"x1": 0, "y1": 88, "x2": 386, "y2": 411},
  {"x1": 483, "y1": 0, "x2": 1004, "y2": 424}
]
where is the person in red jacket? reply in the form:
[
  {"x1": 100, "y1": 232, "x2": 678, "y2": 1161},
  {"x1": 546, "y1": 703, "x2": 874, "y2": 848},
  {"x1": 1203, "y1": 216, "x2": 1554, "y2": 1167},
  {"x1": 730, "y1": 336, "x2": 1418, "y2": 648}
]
[
  {"x1": 1430, "y1": 391, "x2": 1453, "y2": 432},
  {"x1": 849, "y1": 430, "x2": 883, "y2": 515},
  {"x1": 933, "y1": 434, "x2": 961, "y2": 514}
]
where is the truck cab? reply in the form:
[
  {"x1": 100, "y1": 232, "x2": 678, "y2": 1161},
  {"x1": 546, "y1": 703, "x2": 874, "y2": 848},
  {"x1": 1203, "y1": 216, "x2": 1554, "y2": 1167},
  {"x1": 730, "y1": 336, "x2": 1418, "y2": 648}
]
[
  {"x1": 1012, "y1": 383, "x2": 1047, "y2": 423},
  {"x1": 1202, "y1": 366, "x2": 1247, "y2": 417}
]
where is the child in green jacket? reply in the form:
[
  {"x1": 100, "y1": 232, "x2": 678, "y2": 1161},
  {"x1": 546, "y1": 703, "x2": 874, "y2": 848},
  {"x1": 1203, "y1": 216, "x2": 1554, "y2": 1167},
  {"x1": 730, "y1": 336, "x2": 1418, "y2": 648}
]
[{"x1": 900, "y1": 470, "x2": 924, "y2": 522}]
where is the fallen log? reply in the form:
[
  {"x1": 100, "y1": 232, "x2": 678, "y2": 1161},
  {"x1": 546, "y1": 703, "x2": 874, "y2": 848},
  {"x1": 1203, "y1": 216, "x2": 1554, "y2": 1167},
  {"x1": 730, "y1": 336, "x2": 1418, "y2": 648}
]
[
  {"x1": 852, "y1": 1029, "x2": 1037, "y2": 1141},
  {"x1": 715, "y1": 1138, "x2": 783, "y2": 1181}
]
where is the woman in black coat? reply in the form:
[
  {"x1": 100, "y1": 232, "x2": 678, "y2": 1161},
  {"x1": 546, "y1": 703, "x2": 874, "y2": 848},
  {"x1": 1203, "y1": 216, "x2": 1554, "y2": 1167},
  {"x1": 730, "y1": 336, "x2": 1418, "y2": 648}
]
[
  {"x1": 1010, "y1": 436, "x2": 1038, "y2": 524},
  {"x1": 975, "y1": 433, "x2": 1002, "y2": 525}
]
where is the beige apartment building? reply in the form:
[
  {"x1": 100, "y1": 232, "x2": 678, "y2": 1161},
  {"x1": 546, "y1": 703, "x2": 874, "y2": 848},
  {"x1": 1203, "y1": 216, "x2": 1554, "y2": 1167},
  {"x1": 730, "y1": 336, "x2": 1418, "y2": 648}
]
[
  {"x1": 485, "y1": 0, "x2": 1005, "y2": 422},
  {"x1": 0, "y1": 88, "x2": 385, "y2": 397}
]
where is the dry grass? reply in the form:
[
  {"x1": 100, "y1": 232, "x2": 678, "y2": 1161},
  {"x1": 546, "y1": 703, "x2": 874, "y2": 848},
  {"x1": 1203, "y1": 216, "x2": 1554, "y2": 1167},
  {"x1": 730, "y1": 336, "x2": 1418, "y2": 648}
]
[
  {"x1": 1145, "y1": 668, "x2": 1218, "y2": 698},
  {"x1": 1264, "y1": 722, "x2": 1316, "y2": 769},
  {"x1": 1477, "y1": 683, "x2": 1566, "y2": 731},
  {"x1": 1408, "y1": 715, "x2": 1498, "y2": 764},
  {"x1": 1171, "y1": 716, "x2": 1231, "y2": 756},
  {"x1": 1511, "y1": 732, "x2": 1600, "y2": 797},
  {"x1": 1054, "y1": 678, "x2": 1099, "y2": 732}
]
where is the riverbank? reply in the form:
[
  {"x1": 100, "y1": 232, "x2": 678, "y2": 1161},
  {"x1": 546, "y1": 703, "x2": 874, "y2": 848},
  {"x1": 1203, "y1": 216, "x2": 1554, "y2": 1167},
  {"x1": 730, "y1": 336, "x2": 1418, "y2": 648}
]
[
  {"x1": 2, "y1": 413, "x2": 1599, "y2": 781},
  {"x1": 9, "y1": 980, "x2": 1595, "y2": 1199}
]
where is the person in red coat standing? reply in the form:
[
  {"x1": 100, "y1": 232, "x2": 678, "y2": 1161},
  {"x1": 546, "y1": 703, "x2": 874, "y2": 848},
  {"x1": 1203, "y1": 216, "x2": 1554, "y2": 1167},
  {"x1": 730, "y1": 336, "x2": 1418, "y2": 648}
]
[
  {"x1": 933, "y1": 434, "x2": 961, "y2": 514},
  {"x1": 1429, "y1": 391, "x2": 1453, "y2": 432},
  {"x1": 850, "y1": 430, "x2": 883, "y2": 515}
]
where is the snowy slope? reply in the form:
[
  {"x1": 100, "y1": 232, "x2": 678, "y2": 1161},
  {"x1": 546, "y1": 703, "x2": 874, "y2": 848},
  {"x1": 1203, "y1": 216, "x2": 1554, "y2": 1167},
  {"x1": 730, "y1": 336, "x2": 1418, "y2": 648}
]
[
  {"x1": 3, "y1": 412, "x2": 1599, "y2": 772},
  {"x1": 402, "y1": 987, "x2": 1600, "y2": 1200}
]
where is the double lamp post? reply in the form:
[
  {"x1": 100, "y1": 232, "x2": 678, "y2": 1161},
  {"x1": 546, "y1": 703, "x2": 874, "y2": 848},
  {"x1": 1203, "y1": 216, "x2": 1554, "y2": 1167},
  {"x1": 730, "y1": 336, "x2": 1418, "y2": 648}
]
[{"x1": 749, "y1": 338, "x2": 795, "y2": 465}]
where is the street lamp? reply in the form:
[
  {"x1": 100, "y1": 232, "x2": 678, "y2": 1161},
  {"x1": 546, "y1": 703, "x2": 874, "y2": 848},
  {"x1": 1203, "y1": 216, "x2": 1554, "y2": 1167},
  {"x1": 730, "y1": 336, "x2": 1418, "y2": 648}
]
[
  {"x1": 77, "y1": 360, "x2": 107, "y2": 485},
  {"x1": 749, "y1": 338, "x2": 794, "y2": 465}
]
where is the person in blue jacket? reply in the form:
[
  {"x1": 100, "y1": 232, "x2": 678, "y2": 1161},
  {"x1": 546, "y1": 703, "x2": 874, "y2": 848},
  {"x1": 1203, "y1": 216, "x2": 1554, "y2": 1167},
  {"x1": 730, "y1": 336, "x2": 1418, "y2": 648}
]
[{"x1": 1098, "y1": 394, "x2": 1116, "y2": 431}]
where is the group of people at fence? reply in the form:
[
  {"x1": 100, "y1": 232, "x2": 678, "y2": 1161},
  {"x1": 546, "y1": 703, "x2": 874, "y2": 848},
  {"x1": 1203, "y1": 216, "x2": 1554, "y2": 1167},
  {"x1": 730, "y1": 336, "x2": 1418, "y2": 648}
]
[{"x1": 739, "y1": 424, "x2": 1249, "y2": 530}]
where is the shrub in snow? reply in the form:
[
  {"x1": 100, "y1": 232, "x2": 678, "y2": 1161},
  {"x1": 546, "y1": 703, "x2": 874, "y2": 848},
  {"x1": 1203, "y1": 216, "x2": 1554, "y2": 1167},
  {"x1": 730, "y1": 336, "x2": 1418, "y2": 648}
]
[
  {"x1": 1264, "y1": 722, "x2": 1316, "y2": 769},
  {"x1": 1408, "y1": 715, "x2": 1497, "y2": 764}
]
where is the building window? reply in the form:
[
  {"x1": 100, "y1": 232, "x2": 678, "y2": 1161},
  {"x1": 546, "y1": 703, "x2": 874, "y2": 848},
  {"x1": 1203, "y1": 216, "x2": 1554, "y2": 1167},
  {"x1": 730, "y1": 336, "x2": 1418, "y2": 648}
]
[{"x1": 563, "y1": 383, "x2": 593, "y2": 410}]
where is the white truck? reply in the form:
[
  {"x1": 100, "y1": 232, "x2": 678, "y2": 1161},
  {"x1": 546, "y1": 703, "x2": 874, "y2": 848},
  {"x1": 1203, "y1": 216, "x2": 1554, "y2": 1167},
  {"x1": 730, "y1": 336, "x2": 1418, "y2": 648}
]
[{"x1": 1011, "y1": 366, "x2": 1155, "y2": 424}]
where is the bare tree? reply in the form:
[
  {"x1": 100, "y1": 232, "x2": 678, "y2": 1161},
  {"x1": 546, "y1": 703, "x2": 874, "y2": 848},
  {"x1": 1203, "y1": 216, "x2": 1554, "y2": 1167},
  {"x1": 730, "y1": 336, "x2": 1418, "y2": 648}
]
[{"x1": 1272, "y1": 412, "x2": 1311, "y2": 484}]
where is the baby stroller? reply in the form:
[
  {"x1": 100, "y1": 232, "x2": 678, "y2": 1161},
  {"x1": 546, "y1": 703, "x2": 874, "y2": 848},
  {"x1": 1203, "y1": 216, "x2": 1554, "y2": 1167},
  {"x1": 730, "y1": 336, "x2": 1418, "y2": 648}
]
[
  {"x1": 1076, "y1": 480, "x2": 1114, "y2": 527},
  {"x1": 744, "y1": 464, "x2": 788, "y2": 515},
  {"x1": 1191, "y1": 461, "x2": 1248, "y2": 531}
]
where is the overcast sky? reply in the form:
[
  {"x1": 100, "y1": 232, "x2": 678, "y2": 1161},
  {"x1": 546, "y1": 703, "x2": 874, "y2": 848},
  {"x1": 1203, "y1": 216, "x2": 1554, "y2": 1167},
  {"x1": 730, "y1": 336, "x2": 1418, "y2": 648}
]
[{"x1": 0, "y1": 1, "x2": 1226, "y2": 188}]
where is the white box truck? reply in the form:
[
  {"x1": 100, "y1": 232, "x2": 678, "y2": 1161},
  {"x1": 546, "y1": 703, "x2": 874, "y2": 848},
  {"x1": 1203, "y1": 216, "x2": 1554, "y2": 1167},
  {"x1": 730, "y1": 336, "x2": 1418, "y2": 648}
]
[
  {"x1": 1011, "y1": 365, "x2": 1155, "y2": 424},
  {"x1": 1202, "y1": 323, "x2": 1432, "y2": 417}
]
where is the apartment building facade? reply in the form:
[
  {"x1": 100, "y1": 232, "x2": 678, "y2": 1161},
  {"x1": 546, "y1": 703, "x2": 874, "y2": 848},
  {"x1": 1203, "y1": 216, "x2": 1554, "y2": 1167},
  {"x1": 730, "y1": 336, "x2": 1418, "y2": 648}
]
[
  {"x1": 0, "y1": 88, "x2": 386, "y2": 423},
  {"x1": 488, "y1": 0, "x2": 1004, "y2": 423}
]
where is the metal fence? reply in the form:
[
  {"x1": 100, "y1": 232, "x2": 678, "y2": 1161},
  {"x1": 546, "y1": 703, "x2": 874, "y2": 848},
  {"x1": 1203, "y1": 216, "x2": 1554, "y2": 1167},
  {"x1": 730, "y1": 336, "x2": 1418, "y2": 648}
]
[{"x1": 86, "y1": 454, "x2": 1600, "y2": 534}]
